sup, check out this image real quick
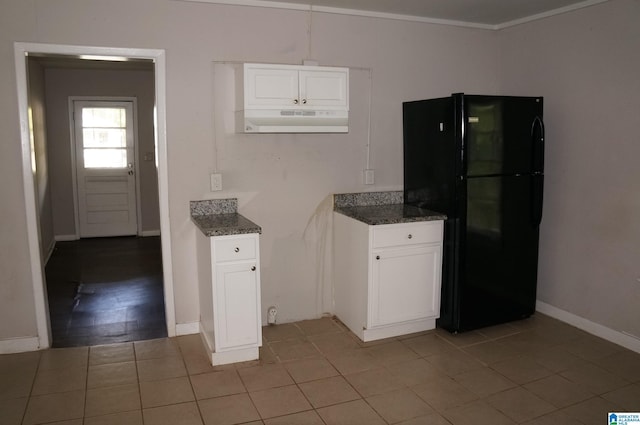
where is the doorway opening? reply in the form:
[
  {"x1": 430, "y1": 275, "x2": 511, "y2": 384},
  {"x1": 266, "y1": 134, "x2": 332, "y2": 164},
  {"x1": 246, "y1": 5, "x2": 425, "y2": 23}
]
[{"x1": 15, "y1": 43, "x2": 175, "y2": 350}]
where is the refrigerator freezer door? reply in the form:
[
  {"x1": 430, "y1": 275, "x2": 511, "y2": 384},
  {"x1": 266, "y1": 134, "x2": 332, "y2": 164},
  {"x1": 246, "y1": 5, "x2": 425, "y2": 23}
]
[
  {"x1": 465, "y1": 96, "x2": 543, "y2": 177},
  {"x1": 458, "y1": 174, "x2": 540, "y2": 331},
  {"x1": 403, "y1": 97, "x2": 458, "y2": 216}
]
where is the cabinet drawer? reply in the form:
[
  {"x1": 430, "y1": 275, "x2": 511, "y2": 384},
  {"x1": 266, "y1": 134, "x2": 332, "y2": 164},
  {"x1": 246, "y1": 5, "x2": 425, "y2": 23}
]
[
  {"x1": 372, "y1": 221, "x2": 442, "y2": 248},
  {"x1": 214, "y1": 236, "x2": 257, "y2": 262}
]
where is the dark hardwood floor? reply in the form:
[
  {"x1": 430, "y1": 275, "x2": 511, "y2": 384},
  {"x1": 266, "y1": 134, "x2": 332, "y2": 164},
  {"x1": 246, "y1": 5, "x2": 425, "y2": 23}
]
[{"x1": 45, "y1": 236, "x2": 167, "y2": 348}]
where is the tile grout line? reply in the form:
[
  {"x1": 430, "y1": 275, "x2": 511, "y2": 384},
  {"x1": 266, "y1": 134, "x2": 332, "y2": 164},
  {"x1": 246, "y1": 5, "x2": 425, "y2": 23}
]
[
  {"x1": 285, "y1": 323, "x2": 358, "y2": 425},
  {"x1": 133, "y1": 340, "x2": 150, "y2": 425},
  {"x1": 294, "y1": 323, "x2": 389, "y2": 424},
  {"x1": 20, "y1": 351, "x2": 42, "y2": 425},
  {"x1": 83, "y1": 347, "x2": 90, "y2": 422},
  {"x1": 178, "y1": 338, "x2": 211, "y2": 425}
]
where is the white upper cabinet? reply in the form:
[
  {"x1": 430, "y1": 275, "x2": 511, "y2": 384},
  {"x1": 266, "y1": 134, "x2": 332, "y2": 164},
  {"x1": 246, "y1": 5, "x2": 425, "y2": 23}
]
[
  {"x1": 244, "y1": 67, "x2": 299, "y2": 108},
  {"x1": 299, "y1": 70, "x2": 348, "y2": 108},
  {"x1": 243, "y1": 63, "x2": 349, "y2": 110}
]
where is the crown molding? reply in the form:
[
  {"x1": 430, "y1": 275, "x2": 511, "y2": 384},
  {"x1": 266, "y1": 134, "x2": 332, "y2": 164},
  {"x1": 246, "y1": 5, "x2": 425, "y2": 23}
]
[{"x1": 177, "y1": 0, "x2": 610, "y2": 30}]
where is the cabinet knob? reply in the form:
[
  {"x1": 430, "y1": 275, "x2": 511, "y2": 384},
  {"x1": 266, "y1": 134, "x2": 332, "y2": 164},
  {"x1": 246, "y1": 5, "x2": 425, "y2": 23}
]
[
  {"x1": 293, "y1": 99, "x2": 299, "y2": 104},
  {"x1": 376, "y1": 255, "x2": 380, "y2": 260},
  {"x1": 407, "y1": 234, "x2": 413, "y2": 239},
  {"x1": 302, "y1": 99, "x2": 307, "y2": 104},
  {"x1": 234, "y1": 247, "x2": 240, "y2": 252},
  {"x1": 251, "y1": 266, "x2": 256, "y2": 271}
]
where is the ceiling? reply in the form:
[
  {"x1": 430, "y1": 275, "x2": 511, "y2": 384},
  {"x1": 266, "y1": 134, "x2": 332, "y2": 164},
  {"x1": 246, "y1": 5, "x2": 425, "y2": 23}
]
[{"x1": 202, "y1": 0, "x2": 608, "y2": 29}]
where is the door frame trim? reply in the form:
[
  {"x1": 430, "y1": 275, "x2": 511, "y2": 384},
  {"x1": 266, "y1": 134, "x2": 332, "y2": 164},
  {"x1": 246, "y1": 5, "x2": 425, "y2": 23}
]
[
  {"x1": 14, "y1": 42, "x2": 176, "y2": 348},
  {"x1": 69, "y1": 97, "x2": 142, "y2": 237}
]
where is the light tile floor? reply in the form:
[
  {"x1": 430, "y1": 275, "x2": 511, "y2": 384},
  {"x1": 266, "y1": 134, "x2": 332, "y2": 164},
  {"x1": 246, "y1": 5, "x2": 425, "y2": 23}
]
[{"x1": 1, "y1": 314, "x2": 639, "y2": 425}]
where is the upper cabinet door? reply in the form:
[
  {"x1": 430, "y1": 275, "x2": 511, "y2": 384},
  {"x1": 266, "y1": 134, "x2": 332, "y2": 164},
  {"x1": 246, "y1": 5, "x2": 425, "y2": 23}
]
[
  {"x1": 299, "y1": 70, "x2": 348, "y2": 108},
  {"x1": 243, "y1": 64, "x2": 349, "y2": 110},
  {"x1": 244, "y1": 66, "x2": 299, "y2": 108}
]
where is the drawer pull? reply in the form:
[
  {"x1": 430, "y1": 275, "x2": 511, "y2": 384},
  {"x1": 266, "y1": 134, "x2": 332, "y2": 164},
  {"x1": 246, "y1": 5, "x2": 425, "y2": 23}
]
[
  {"x1": 376, "y1": 255, "x2": 380, "y2": 260},
  {"x1": 251, "y1": 266, "x2": 256, "y2": 271},
  {"x1": 407, "y1": 234, "x2": 413, "y2": 239},
  {"x1": 234, "y1": 247, "x2": 240, "y2": 253}
]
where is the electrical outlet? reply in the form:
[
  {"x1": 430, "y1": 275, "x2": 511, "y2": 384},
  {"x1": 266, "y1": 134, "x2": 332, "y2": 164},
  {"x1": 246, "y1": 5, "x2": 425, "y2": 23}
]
[
  {"x1": 210, "y1": 173, "x2": 222, "y2": 191},
  {"x1": 267, "y1": 306, "x2": 277, "y2": 325},
  {"x1": 364, "y1": 169, "x2": 374, "y2": 185}
]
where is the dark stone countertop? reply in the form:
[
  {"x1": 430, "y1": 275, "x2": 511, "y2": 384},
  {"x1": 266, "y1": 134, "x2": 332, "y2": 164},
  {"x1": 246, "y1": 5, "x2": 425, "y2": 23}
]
[
  {"x1": 191, "y1": 212, "x2": 262, "y2": 237},
  {"x1": 333, "y1": 191, "x2": 445, "y2": 225},
  {"x1": 190, "y1": 198, "x2": 261, "y2": 237},
  {"x1": 334, "y1": 203, "x2": 446, "y2": 225}
]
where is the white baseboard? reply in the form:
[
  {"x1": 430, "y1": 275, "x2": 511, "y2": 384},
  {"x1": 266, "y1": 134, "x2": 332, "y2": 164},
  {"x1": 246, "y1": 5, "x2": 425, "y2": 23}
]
[
  {"x1": 0, "y1": 337, "x2": 41, "y2": 354},
  {"x1": 536, "y1": 300, "x2": 640, "y2": 354},
  {"x1": 212, "y1": 346, "x2": 259, "y2": 366},
  {"x1": 141, "y1": 230, "x2": 161, "y2": 237},
  {"x1": 176, "y1": 321, "x2": 199, "y2": 336},
  {"x1": 55, "y1": 234, "x2": 78, "y2": 241}
]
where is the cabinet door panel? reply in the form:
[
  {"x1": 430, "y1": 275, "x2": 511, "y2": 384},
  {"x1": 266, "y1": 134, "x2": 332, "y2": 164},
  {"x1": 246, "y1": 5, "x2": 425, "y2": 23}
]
[
  {"x1": 215, "y1": 262, "x2": 260, "y2": 350},
  {"x1": 299, "y1": 70, "x2": 348, "y2": 108},
  {"x1": 370, "y1": 245, "x2": 441, "y2": 327},
  {"x1": 245, "y1": 67, "x2": 299, "y2": 108}
]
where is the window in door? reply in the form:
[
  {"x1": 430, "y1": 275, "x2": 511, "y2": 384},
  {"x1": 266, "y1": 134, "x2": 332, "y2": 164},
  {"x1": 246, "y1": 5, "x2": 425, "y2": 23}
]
[{"x1": 81, "y1": 107, "x2": 128, "y2": 168}]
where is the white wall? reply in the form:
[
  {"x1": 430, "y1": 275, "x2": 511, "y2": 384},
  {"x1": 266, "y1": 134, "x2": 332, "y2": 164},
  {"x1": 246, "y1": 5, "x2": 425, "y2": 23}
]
[
  {"x1": 27, "y1": 58, "x2": 55, "y2": 261},
  {"x1": 500, "y1": 0, "x2": 640, "y2": 338},
  {"x1": 0, "y1": 1, "x2": 39, "y2": 341},
  {"x1": 0, "y1": 0, "x2": 500, "y2": 341}
]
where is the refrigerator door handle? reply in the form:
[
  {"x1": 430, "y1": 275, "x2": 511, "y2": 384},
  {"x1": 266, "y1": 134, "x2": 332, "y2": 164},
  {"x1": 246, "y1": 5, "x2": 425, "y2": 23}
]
[
  {"x1": 531, "y1": 116, "x2": 545, "y2": 173},
  {"x1": 531, "y1": 174, "x2": 544, "y2": 227},
  {"x1": 530, "y1": 116, "x2": 545, "y2": 227}
]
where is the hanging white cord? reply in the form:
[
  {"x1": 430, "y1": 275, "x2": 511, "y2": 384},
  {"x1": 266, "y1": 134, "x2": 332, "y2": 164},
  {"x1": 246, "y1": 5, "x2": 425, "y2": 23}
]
[
  {"x1": 307, "y1": 9, "x2": 313, "y2": 60},
  {"x1": 211, "y1": 62, "x2": 219, "y2": 172},
  {"x1": 366, "y1": 68, "x2": 373, "y2": 170}
]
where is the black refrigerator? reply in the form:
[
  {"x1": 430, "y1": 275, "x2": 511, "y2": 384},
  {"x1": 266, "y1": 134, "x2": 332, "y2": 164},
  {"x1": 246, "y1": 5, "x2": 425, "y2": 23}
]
[{"x1": 403, "y1": 93, "x2": 545, "y2": 333}]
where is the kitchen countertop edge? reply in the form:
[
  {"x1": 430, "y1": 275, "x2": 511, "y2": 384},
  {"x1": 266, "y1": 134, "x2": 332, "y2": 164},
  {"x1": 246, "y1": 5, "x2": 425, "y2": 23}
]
[
  {"x1": 334, "y1": 204, "x2": 446, "y2": 226},
  {"x1": 191, "y1": 213, "x2": 262, "y2": 237},
  {"x1": 333, "y1": 192, "x2": 446, "y2": 225}
]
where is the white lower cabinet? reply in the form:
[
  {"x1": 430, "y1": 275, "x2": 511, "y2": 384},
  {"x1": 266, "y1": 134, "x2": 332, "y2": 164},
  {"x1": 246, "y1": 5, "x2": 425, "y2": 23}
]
[
  {"x1": 197, "y1": 232, "x2": 262, "y2": 365},
  {"x1": 334, "y1": 213, "x2": 443, "y2": 342}
]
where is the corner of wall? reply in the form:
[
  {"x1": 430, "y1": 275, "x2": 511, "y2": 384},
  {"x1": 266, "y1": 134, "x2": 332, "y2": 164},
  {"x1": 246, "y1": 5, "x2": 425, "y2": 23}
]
[{"x1": 536, "y1": 300, "x2": 640, "y2": 354}]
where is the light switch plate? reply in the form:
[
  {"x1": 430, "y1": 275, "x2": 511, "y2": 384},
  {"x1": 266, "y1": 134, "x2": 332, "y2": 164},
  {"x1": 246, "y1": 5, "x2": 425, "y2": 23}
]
[
  {"x1": 210, "y1": 173, "x2": 222, "y2": 191},
  {"x1": 364, "y1": 169, "x2": 374, "y2": 185}
]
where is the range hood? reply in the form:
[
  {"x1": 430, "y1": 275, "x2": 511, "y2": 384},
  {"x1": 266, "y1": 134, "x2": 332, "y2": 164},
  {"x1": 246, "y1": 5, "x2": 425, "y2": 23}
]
[
  {"x1": 237, "y1": 63, "x2": 349, "y2": 134},
  {"x1": 240, "y1": 109, "x2": 348, "y2": 133}
]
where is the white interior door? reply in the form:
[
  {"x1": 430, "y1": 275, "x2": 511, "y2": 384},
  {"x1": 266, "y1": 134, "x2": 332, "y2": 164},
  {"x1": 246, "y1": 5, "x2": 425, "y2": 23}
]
[{"x1": 74, "y1": 100, "x2": 138, "y2": 237}]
